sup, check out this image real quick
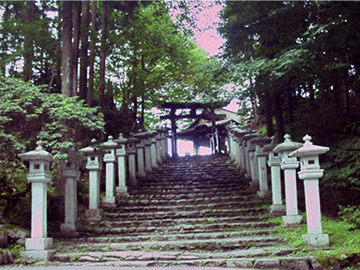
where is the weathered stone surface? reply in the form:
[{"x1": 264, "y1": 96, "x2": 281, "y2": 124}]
[
  {"x1": 0, "y1": 225, "x2": 29, "y2": 246},
  {"x1": 52, "y1": 155, "x2": 310, "y2": 268},
  {"x1": 283, "y1": 258, "x2": 311, "y2": 270}
]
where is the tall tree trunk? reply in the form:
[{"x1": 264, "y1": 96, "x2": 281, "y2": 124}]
[
  {"x1": 273, "y1": 90, "x2": 285, "y2": 140},
  {"x1": 23, "y1": 1, "x2": 35, "y2": 82},
  {"x1": 264, "y1": 90, "x2": 274, "y2": 138},
  {"x1": 98, "y1": 1, "x2": 108, "y2": 110},
  {"x1": 72, "y1": 1, "x2": 81, "y2": 95},
  {"x1": 79, "y1": 0, "x2": 90, "y2": 102},
  {"x1": 61, "y1": 1, "x2": 74, "y2": 97},
  {"x1": 88, "y1": 0, "x2": 97, "y2": 107}
]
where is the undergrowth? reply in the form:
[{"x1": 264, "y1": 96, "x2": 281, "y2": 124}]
[{"x1": 269, "y1": 213, "x2": 360, "y2": 268}]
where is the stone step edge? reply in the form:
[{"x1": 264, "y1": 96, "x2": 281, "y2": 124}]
[
  {"x1": 53, "y1": 247, "x2": 296, "y2": 261},
  {"x1": 56, "y1": 235, "x2": 286, "y2": 251},
  {"x1": 68, "y1": 228, "x2": 279, "y2": 243},
  {"x1": 106, "y1": 207, "x2": 266, "y2": 216},
  {"x1": 50, "y1": 255, "x2": 319, "y2": 270},
  {"x1": 102, "y1": 213, "x2": 271, "y2": 224},
  {"x1": 82, "y1": 219, "x2": 275, "y2": 237},
  {"x1": 116, "y1": 198, "x2": 263, "y2": 208}
]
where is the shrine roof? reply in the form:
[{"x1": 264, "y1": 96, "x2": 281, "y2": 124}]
[{"x1": 160, "y1": 101, "x2": 229, "y2": 110}]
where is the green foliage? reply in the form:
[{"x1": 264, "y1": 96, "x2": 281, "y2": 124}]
[
  {"x1": 0, "y1": 76, "x2": 104, "y2": 222},
  {"x1": 338, "y1": 205, "x2": 360, "y2": 229}
]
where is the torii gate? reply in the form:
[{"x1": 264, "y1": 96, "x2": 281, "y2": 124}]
[{"x1": 160, "y1": 101, "x2": 229, "y2": 157}]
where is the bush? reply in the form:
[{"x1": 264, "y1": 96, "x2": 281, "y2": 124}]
[
  {"x1": 0, "y1": 76, "x2": 104, "y2": 224},
  {"x1": 338, "y1": 205, "x2": 360, "y2": 229}
]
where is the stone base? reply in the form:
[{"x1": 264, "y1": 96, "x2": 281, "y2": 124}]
[
  {"x1": 250, "y1": 180, "x2": 259, "y2": 188},
  {"x1": 25, "y1": 237, "x2": 53, "y2": 250},
  {"x1": 128, "y1": 178, "x2": 138, "y2": 187},
  {"x1": 257, "y1": 190, "x2": 271, "y2": 199},
  {"x1": 303, "y1": 234, "x2": 329, "y2": 248},
  {"x1": 21, "y1": 250, "x2": 56, "y2": 261},
  {"x1": 102, "y1": 196, "x2": 116, "y2": 204},
  {"x1": 116, "y1": 186, "x2": 128, "y2": 195},
  {"x1": 60, "y1": 223, "x2": 83, "y2": 238},
  {"x1": 136, "y1": 172, "x2": 146, "y2": 178},
  {"x1": 270, "y1": 204, "x2": 286, "y2": 216},
  {"x1": 282, "y1": 215, "x2": 303, "y2": 227},
  {"x1": 85, "y1": 208, "x2": 103, "y2": 222}
]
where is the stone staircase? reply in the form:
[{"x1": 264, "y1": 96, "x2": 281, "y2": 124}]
[{"x1": 51, "y1": 154, "x2": 319, "y2": 269}]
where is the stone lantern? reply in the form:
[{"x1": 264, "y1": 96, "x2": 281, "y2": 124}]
[
  {"x1": 241, "y1": 132, "x2": 258, "y2": 179},
  {"x1": 155, "y1": 129, "x2": 163, "y2": 165},
  {"x1": 126, "y1": 134, "x2": 140, "y2": 186},
  {"x1": 273, "y1": 134, "x2": 303, "y2": 226},
  {"x1": 135, "y1": 130, "x2": 153, "y2": 173},
  {"x1": 263, "y1": 137, "x2": 286, "y2": 216},
  {"x1": 80, "y1": 139, "x2": 103, "y2": 221},
  {"x1": 114, "y1": 133, "x2": 128, "y2": 195},
  {"x1": 60, "y1": 153, "x2": 81, "y2": 237},
  {"x1": 233, "y1": 129, "x2": 250, "y2": 171},
  {"x1": 289, "y1": 134, "x2": 330, "y2": 248},
  {"x1": 150, "y1": 130, "x2": 159, "y2": 169},
  {"x1": 100, "y1": 135, "x2": 117, "y2": 207},
  {"x1": 18, "y1": 140, "x2": 55, "y2": 261},
  {"x1": 134, "y1": 130, "x2": 147, "y2": 178},
  {"x1": 250, "y1": 136, "x2": 272, "y2": 198}
]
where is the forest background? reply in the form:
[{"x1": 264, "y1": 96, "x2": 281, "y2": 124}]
[{"x1": 1, "y1": 1, "x2": 360, "y2": 231}]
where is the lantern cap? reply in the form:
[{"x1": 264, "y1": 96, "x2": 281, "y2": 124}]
[
  {"x1": 250, "y1": 136, "x2": 272, "y2": 145},
  {"x1": 101, "y1": 135, "x2": 117, "y2": 149},
  {"x1": 114, "y1": 133, "x2": 128, "y2": 144},
  {"x1": 289, "y1": 134, "x2": 329, "y2": 158},
  {"x1": 134, "y1": 130, "x2": 153, "y2": 138},
  {"x1": 80, "y1": 139, "x2": 98, "y2": 154},
  {"x1": 273, "y1": 134, "x2": 303, "y2": 153},
  {"x1": 18, "y1": 140, "x2": 53, "y2": 162},
  {"x1": 263, "y1": 136, "x2": 277, "y2": 152}
]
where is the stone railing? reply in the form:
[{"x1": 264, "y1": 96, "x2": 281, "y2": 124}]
[
  {"x1": 18, "y1": 129, "x2": 169, "y2": 261},
  {"x1": 227, "y1": 124, "x2": 330, "y2": 249}
]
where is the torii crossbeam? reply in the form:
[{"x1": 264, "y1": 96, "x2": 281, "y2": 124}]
[{"x1": 160, "y1": 101, "x2": 229, "y2": 157}]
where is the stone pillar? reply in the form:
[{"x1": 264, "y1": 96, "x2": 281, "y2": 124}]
[
  {"x1": 127, "y1": 136, "x2": 139, "y2": 186},
  {"x1": 143, "y1": 132, "x2": 153, "y2": 172},
  {"x1": 242, "y1": 133, "x2": 257, "y2": 179},
  {"x1": 264, "y1": 138, "x2": 286, "y2": 216},
  {"x1": 290, "y1": 135, "x2": 330, "y2": 248},
  {"x1": 233, "y1": 132, "x2": 240, "y2": 167},
  {"x1": 250, "y1": 137, "x2": 272, "y2": 199},
  {"x1": 234, "y1": 129, "x2": 249, "y2": 172},
  {"x1": 60, "y1": 159, "x2": 81, "y2": 237},
  {"x1": 114, "y1": 134, "x2": 128, "y2": 195},
  {"x1": 150, "y1": 131, "x2": 158, "y2": 169},
  {"x1": 155, "y1": 130, "x2": 163, "y2": 165},
  {"x1": 274, "y1": 134, "x2": 303, "y2": 227},
  {"x1": 80, "y1": 140, "x2": 103, "y2": 221},
  {"x1": 101, "y1": 136, "x2": 117, "y2": 207},
  {"x1": 18, "y1": 141, "x2": 55, "y2": 261},
  {"x1": 134, "y1": 131, "x2": 147, "y2": 178},
  {"x1": 160, "y1": 128, "x2": 169, "y2": 161}
]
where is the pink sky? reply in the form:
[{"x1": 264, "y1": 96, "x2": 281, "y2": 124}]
[{"x1": 193, "y1": 2, "x2": 225, "y2": 56}]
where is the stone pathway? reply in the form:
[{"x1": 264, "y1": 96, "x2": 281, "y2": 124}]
[{"x1": 50, "y1": 154, "x2": 322, "y2": 269}]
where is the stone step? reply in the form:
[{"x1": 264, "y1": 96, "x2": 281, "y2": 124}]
[
  {"x1": 76, "y1": 228, "x2": 279, "y2": 244},
  {"x1": 53, "y1": 247, "x2": 295, "y2": 264},
  {"x1": 130, "y1": 183, "x2": 250, "y2": 192},
  {"x1": 87, "y1": 220, "x2": 276, "y2": 236},
  {"x1": 105, "y1": 207, "x2": 266, "y2": 220},
  {"x1": 56, "y1": 235, "x2": 285, "y2": 252},
  {"x1": 50, "y1": 254, "x2": 317, "y2": 270},
  {"x1": 118, "y1": 194, "x2": 259, "y2": 207},
  {"x1": 116, "y1": 199, "x2": 264, "y2": 212},
  {"x1": 127, "y1": 190, "x2": 254, "y2": 200},
  {"x1": 95, "y1": 214, "x2": 271, "y2": 229}
]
